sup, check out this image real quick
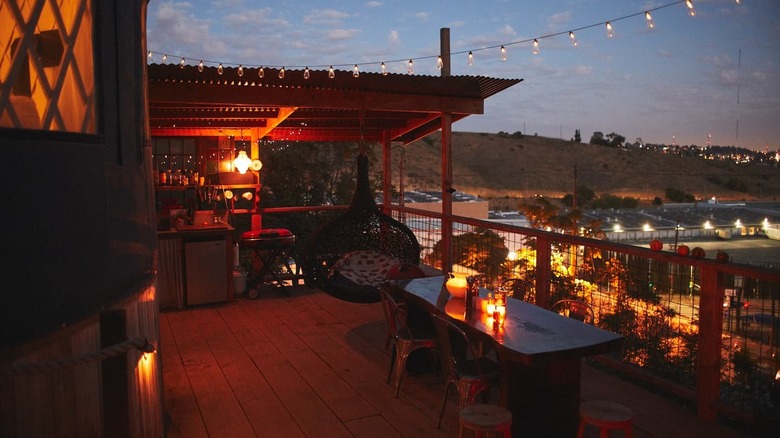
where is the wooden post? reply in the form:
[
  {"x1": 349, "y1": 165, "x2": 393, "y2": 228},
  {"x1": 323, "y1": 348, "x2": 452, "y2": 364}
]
[
  {"x1": 696, "y1": 265, "x2": 724, "y2": 421},
  {"x1": 440, "y1": 28, "x2": 453, "y2": 272},
  {"x1": 382, "y1": 131, "x2": 392, "y2": 215},
  {"x1": 535, "y1": 235, "x2": 552, "y2": 309},
  {"x1": 101, "y1": 310, "x2": 130, "y2": 438}
]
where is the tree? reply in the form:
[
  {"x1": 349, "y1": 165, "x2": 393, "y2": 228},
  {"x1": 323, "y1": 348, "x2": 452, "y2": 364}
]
[
  {"x1": 573, "y1": 129, "x2": 581, "y2": 143},
  {"x1": 606, "y1": 132, "x2": 626, "y2": 148},
  {"x1": 590, "y1": 131, "x2": 607, "y2": 146}
]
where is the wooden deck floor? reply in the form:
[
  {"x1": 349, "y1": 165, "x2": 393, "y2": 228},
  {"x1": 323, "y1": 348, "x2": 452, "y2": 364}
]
[{"x1": 160, "y1": 285, "x2": 751, "y2": 437}]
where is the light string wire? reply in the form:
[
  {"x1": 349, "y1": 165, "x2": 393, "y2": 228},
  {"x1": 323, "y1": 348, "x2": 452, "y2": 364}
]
[{"x1": 148, "y1": 1, "x2": 713, "y2": 71}]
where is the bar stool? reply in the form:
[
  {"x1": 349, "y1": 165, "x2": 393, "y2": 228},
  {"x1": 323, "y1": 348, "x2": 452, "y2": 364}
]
[
  {"x1": 577, "y1": 400, "x2": 634, "y2": 438},
  {"x1": 458, "y1": 404, "x2": 512, "y2": 438}
]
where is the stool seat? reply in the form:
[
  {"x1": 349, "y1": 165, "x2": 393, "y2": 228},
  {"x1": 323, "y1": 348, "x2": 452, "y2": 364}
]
[
  {"x1": 578, "y1": 400, "x2": 634, "y2": 438},
  {"x1": 459, "y1": 404, "x2": 512, "y2": 438}
]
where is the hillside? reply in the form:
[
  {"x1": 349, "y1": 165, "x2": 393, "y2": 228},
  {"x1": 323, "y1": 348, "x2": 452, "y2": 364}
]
[{"x1": 397, "y1": 132, "x2": 780, "y2": 210}]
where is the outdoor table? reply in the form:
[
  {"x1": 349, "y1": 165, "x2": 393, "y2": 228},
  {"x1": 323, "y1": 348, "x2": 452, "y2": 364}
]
[{"x1": 392, "y1": 275, "x2": 624, "y2": 437}]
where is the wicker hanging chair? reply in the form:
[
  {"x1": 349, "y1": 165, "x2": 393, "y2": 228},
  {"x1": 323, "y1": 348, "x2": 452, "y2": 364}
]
[{"x1": 304, "y1": 153, "x2": 421, "y2": 303}]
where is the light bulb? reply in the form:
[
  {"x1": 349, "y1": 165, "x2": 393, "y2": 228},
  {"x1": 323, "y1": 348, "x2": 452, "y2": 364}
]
[
  {"x1": 242, "y1": 192, "x2": 253, "y2": 201},
  {"x1": 179, "y1": 58, "x2": 185, "y2": 68},
  {"x1": 467, "y1": 51, "x2": 473, "y2": 66},
  {"x1": 238, "y1": 64, "x2": 243, "y2": 76},
  {"x1": 353, "y1": 64, "x2": 359, "y2": 77},
  {"x1": 569, "y1": 31, "x2": 578, "y2": 47},
  {"x1": 217, "y1": 63, "x2": 223, "y2": 75},
  {"x1": 328, "y1": 66, "x2": 335, "y2": 78},
  {"x1": 437, "y1": 56, "x2": 443, "y2": 69},
  {"x1": 162, "y1": 54, "x2": 168, "y2": 62},
  {"x1": 500, "y1": 45, "x2": 507, "y2": 60},
  {"x1": 645, "y1": 11, "x2": 654, "y2": 29},
  {"x1": 407, "y1": 59, "x2": 413, "y2": 74},
  {"x1": 381, "y1": 62, "x2": 387, "y2": 75},
  {"x1": 686, "y1": 0, "x2": 695, "y2": 16},
  {"x1": 532, "y1": 39, "x2": 540, "y2": 55},
  {"x1": 606, "y1": 22, "x2": 614, "y2": 38},
  {"x1": 258, "y1": 67, "x2": 264, "y2": 78},
  {"x1": 147, "y1": 51, "x2": 152, "y2": 62},
  {"x1": 278, "y1": 67, "x2": 285, "y2": 79},
  {"x1": 198, "y1": 60, "x2": 204, "y2": 72},
  {"x1": 735, "y1": 0, "x2": 740, "y2": 4},
  {"x1": 304, "y1": 67, "x2": 310, "y2": 79}
]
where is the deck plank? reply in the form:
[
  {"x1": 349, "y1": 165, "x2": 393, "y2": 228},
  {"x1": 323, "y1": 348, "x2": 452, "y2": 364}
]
[{"x1": 161, "y1": 286, "x2": 750, "y2": 438}]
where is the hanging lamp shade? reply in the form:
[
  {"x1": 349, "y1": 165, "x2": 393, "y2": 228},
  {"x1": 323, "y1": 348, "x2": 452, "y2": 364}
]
[
  {"x1": 303, "y1": 153, "x2": 420, "y2": 303},
  {"x1": 233, "y1": 150, "x2": 252, "y2": 174}
]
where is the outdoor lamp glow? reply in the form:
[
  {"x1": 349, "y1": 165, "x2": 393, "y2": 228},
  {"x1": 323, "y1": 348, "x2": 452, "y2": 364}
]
[{"x1": 233, "y1": 150, "x2": 252, "y2": 174}]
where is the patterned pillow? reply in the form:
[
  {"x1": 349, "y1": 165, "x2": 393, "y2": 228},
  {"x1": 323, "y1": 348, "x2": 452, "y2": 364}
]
[{"x1": 330, "y1": 250, "x2": 403, "y2": 286}]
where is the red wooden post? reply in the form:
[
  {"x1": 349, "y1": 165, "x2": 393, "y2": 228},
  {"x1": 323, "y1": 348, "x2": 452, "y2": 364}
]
[
  {"x1": 696, "y1": 265, "x2": 724, "y2": 421},
  {"x1": 535, "y1": 235, "x2": 552, "y2": 309}
]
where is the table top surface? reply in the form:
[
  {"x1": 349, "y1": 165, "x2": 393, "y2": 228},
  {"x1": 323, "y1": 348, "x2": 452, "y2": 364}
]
[{"x1": 395, "y1": 275, "x2": 623, "y2": 364}]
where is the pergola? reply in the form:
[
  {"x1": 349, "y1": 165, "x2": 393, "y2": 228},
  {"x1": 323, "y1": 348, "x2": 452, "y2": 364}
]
[{"x1": 146, "y1": 59, "x2": 522, "y2": 270}]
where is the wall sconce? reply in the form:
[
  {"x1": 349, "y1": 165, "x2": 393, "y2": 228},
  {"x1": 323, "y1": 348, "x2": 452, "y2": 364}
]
[{"x1": 233, "y1": 150, "x2": 252, "y2": 174}]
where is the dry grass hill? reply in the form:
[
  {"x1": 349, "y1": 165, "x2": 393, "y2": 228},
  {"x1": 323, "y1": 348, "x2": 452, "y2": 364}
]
[{"x1": 397, "y1": 131, "x2": 780, "y2": 210}]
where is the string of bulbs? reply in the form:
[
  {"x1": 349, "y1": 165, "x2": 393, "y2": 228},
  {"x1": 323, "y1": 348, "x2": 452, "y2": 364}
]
[{"x1": 148, "y1": 0, "x2": 739, "y2": 77}]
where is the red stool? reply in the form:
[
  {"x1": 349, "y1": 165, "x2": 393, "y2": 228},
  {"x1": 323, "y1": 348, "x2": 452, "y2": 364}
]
[
  {"x1": 577, "y1": 400, "x2": 634, "y2": 438},
  {"x1": 458, "y1": 404, "x2": 512, "y2": 438},
  {"x1": 239, "y1": 229, "x2": 296, "y2": 297}
]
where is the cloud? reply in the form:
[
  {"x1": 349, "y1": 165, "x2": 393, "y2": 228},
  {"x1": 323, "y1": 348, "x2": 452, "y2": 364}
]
[
  {"x1": 388, "y1": 30, "x2": 400, "y2": 44},
  {"x1": 151, "y1": 1, "x2": 213, "y2": 47},
  {"x1": 415, "y1": 12, "x2": 430, "y2": 22},
  {"x1": 303, "y1": 9, "x2": 351, "y2": 26},
  {"x1": 327, "y1": 28, "x2": 361, "y2": 41},
  {"x1": 547, "y1": 11, "x2": 572, "y2": 30},
  {"x1": 365, "y1": 1, "x2": 383, "y2": 7}
]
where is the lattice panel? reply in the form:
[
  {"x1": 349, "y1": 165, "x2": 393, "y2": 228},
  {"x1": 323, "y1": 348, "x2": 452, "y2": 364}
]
[{"x1": 0, "y1": 0, "x2": 95, "y2": 132}]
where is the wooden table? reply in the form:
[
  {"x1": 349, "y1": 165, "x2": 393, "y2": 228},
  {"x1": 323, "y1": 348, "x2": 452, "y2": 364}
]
[{"x1": 393, "y1": 275, "x2": 623, "y2": 437}]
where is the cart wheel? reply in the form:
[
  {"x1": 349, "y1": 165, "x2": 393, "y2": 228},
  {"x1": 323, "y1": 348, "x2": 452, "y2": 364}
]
[{"x1": 247, "y1": 288, "x2": 259, "y2": 299}]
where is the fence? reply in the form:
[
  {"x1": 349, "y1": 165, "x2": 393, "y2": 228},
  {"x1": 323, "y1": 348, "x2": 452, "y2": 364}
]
[{"x1": 256, "y1": 203, "x2": 780, "y2": 426}]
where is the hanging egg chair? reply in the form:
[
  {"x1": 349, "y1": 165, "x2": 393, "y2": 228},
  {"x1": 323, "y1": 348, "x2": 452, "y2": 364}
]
[{"x1": 303, "y1": 153, "x2": 421, "y2": 303}]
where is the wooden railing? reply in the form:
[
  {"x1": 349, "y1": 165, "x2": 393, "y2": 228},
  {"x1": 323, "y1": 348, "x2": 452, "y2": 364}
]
[{"x1": 256, "y1": 203, "x2": 780, "y2": 427}]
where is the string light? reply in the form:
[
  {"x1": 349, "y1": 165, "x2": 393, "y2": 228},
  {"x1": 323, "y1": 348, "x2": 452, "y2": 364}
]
[
  {"x1": 353, "y1": 64, "x2": 359, "y2": 77},
  {"x1": 217, "y1": 63, "x2": 223, "y2": 75},
  {"x1": 150, "y1": 1, "x2": 736, "y2": 78},
  {"x1": 304, "y1": 67, "x2": 310, "y2": 79},
  {"x1": 686, "y1": 0, "x2": 695, "y2": 17},
  {"x1": 437, "y1": 55, "x2": 443, "y2": 69},
  {"x1": 328, "y1": 66, "x2": 335, "y2": 78},
  {"x1": 258, "y1": 67, "x2": 264, "y2": 78}
]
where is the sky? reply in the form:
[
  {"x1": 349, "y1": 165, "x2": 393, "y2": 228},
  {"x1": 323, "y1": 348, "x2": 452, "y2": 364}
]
[{"x1": 146, "y1": 0, "x2": 780, "y2": 152}]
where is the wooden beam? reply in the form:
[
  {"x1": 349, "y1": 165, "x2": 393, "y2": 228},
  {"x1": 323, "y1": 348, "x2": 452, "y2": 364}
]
[{"x1": 149, "y1": 81, "x2": 484, "y2": 114}]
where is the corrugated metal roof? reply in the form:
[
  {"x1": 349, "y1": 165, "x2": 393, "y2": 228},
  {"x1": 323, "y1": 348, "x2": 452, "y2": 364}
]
[{"x1": 147, "y1": 63, "x2": 522, "y2": 143}]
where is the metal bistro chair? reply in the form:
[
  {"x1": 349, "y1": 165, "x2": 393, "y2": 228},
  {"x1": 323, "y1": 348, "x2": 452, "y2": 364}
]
[
  {"x1": 551, "y1": 299, "x2": 595, "y2": 324},
  {"x1": 431, "y1": 312, "x2": 503, "y2": 429},
  {"x1": 378, "y1": 285, "x2": 438, "y2": 398}
]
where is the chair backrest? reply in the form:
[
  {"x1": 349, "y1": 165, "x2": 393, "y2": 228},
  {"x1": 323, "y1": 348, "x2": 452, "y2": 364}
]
[
  {"x1": 551, "y1": 299, "x2": 595, "y2": 324},
  {"x1": 430, "y1": 312, "x2": 482, "y2": 377},
  {"x1": 378, "y1": 285, "x2": 408, "y2": 339}
]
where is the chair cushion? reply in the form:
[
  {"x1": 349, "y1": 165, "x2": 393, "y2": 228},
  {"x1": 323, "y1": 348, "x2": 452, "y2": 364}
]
[{"x1": 329, "y1": 250, "x2": 403, "y2": 286}]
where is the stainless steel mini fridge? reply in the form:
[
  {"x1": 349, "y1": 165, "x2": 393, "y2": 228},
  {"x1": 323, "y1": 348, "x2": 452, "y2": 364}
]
[{"x1": 184, "y1": 239, "x2": 228, "y2": 305}]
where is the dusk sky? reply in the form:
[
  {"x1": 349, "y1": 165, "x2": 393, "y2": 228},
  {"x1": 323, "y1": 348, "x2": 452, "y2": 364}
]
[{"x1": 146, "y1": 0, "x2": 779, "y2": 151}]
